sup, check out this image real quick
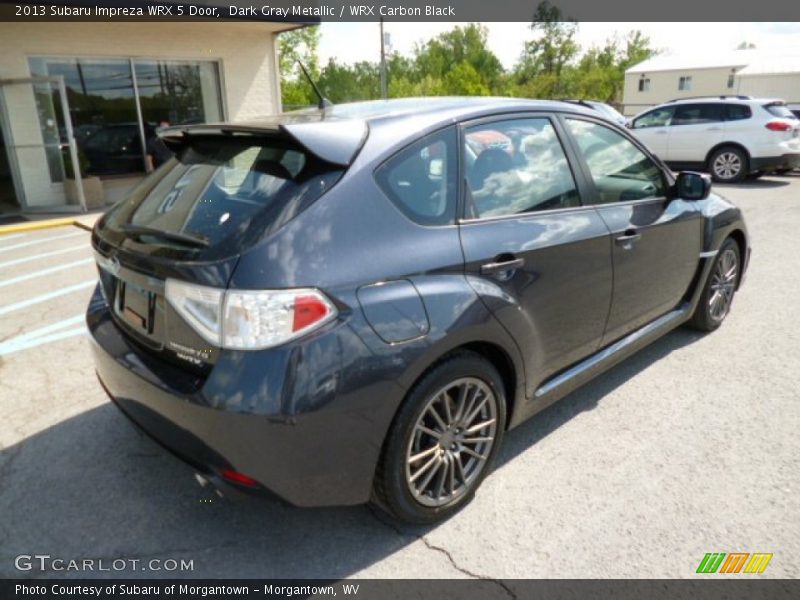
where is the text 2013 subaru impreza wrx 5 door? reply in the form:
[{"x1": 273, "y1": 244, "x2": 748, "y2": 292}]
[{"x1": 87, "y1": 97, "x2": 750, "y2": 524}]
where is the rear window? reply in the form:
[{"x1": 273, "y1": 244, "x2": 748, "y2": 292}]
[
  {"x1": 764, "y1": 103, "x2": 796, "y2": 119},
  {"x1": 103, "y1": 136, "x2": 343, "y2": 255}
]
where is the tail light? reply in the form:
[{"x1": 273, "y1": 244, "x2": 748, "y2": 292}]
[
  {"x1": 765, "y1": 121, "x2": 793, "y2": 132},
  {"x1": 218, "y1": 469, "x2": 259, "y2": 487},
  {"x1": 165, "y1": 279, "x2": 337, "y2": 350}
]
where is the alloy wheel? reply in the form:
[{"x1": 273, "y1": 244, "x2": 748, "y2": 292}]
[
  {"x1": 405, "y1": 377, "x2": 498, "y2": 507},
  {"x1": 713, "y1": 152, "x2": 742, "y2": 181},
  {"x1": 708, "y1": 247, "x2": 738, "y2": 321}
]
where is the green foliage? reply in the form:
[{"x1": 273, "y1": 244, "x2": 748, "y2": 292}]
[{"x1": 276, "y1": 14, "x2": 657, "y2": 109}]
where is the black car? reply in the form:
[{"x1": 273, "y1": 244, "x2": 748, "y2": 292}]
[{"x1": 88, "y1": 97, "x2": 750, "y2": 524}]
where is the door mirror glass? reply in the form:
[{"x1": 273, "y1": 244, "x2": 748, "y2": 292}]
[{"x1": 676, "y1": 171, "x2": 711, "y2": 200}]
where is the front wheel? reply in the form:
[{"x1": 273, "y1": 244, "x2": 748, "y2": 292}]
[
  {"x1": 709, "y1": 147, "x2": 747, "y2": 183},
  {"x1": 373, "y1": 352, "x2": 506, "y2": 524},
  {"x1": 689, "y1": 238, "x2": 740, "y2": 331}
]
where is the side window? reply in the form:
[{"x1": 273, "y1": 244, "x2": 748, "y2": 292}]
[
  {"x1": 726, "y1": 104, "x2": 752, "y2": 121},
  {"x1": 375, "y1": 126, "x2": 457, "y2": 226},
  {"x1": 632, "y1": 107, "x2": 673, "y2": 129},
  {"x1": 565, "y1": 118, "x2": 667, "y2": 204},
  {"x1": 673, "y1": 103, "x2": 724, "y2": 126},
  {"x1": 463, "y1": 118, "x2": 579, "y2": 219}
]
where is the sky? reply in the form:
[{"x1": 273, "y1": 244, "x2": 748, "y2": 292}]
[{"x1": 318, "y1": 22, "x2": 800, "y2": 69}]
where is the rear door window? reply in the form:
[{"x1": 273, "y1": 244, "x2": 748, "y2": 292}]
[
  {"x1": 764, "y1": 103, "x2": 796, "y2": 119},
  {"x1": 103, "y1": 136, "x2": 344, "y2": 255},
  {"x1": 672, "y1": 103, "x2": 724, "y2": 125},
  {"x1": 632, "y1": 107, "x2": 674, "y2": 129},
  {"x1": 726, "y1": 104, "x2": 752, "y2": 121}
]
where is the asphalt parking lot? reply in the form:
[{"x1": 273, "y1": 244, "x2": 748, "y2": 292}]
[{"x1": 1, "y1": 174, "x2": 798, "y2": 581}]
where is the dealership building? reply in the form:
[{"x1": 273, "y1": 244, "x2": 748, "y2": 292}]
[{"x1": 0, "y1": 21, "x2": 301, "y2": 218}]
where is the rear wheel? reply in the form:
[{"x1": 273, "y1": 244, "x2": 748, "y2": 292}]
[
  {"x1": 709, "y1": 147, "x2": 747, "y2": 183},
  {"x1": 373, "y1": 352, "x2": 506, "y2": 524},
  {"x1": 689, "y1": 238, "x2": 740, "y2": 331}
]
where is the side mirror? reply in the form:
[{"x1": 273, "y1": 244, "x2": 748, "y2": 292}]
[{"x1": 676, "y1": 171, "x2": 711, "y2": 201}]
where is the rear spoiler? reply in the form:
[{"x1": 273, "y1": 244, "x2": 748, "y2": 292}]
[{"x1": 158, "y1": 119, "x2": 368, "y2": 168}]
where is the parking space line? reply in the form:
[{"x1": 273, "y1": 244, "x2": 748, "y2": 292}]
[
  {"x1": 0, "y1": 231, "x2": 87, "y2": 255},
  {"x1": 0, "y1": 258, "x2": 94, "y2": 288},
  {"x1": 0, "y1": 323, "x2": 87, "y2": 356},
  {"x1": 0, "y1": 280, "x2": 97, "y2": 317},
  {"x1": 0, "y1": 233, "x2": 27, "y2": 245},
  {"x1": 0, "y1": 244, "x2": 88, "y2": 270}
]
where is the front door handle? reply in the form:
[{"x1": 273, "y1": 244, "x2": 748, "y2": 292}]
[
  {"x1": 615, "y1": 229, "x2": 642, "y2": 249},
  {"x1": 480, "y1": 255, "x2": 525, "y2": 275}
]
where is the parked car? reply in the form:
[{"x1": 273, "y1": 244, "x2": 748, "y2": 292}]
[
  {"x1": 562, "y1": 99, "x2": 628, "y2": 125},
  {"x1": 81, "y1": 123, "x2": 153, "y2": 175},
  {"x1": 629, "y1": 96, "x2": 800, "y2": 182},
  {"x1": 87, "y1": 97, "x2": 750, "y2": 524}
]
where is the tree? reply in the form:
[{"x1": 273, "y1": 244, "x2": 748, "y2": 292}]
[
  {"x1": 514, "y1": 1, "x2": 579, "y2": 97},
  {"x1": 278, "y1": 26, "x2": 321, "y2": 107}
]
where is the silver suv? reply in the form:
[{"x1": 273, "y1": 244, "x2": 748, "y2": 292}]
[{"x1": 629, "y1": 96, "x2": 800, "y2": 182}]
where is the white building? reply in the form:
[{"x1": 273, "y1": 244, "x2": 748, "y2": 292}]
[
  {"x1": 0, "y1": 21, "x2": 301, "y2": 218},
  {"x1": 623, "y1": 49, "x2": 800, "y2": 116}
]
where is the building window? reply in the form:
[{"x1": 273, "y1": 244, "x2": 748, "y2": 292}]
[
  {"x1": 727, "y1": 73, "x2": 735, "y2": 89},
  {"x1": 678, "y1": 76, "x2": 693, "y2": 91},
  {"x1": 28, "y1": 57, "x2": 223, "y2": 180},
  {"x1": 638, "y1": 78, "x2": 650, "y2": 92}
]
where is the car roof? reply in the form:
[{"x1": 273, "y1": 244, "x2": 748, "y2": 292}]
[
  {"x1": 164, "y1": 97, "x2": 600, "y2": 167},
  {"x1": 662, "y1": 96, "x2": 784, "y2": 105}
]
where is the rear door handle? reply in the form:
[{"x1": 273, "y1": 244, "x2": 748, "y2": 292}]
[
  {"x1": 615, "y1": 229, "x2": 642, "y2": 249},
  {"x1": 480, "y1": 256, "x2": 525, "y2": 274}
]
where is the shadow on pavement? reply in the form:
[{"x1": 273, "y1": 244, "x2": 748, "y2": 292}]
[{"x1": 0, "y1": 327, "x2": 703, "y2": 579}]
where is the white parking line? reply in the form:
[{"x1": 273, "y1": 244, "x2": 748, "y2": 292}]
[
  {"x1": 0, "y1": 231, "x2": 86, "y2": 255},
  {"x1": 0, "y1": 233, "x2": 27, "y2": 245},
  {"x1": 0, "y1": 244, "x2": 88, "y2": 270},
  {"x1": 0, "y1": 314, "x2": 87, "y2": 356},
  {"x1": 0, "y1": 258, "x2": 93, "y2": 288},
  {"x1": 0, "y1": 280, "x2": 97, "y2": 317}
]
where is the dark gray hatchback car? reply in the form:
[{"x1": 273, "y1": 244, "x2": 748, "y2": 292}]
[{"x1": 88, "y1": 97, "x2": 750, "y2": 523}]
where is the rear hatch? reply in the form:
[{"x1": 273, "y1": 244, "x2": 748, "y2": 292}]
[
  {"x1": 762, "y1": 101, "x2": 800, "y2": 146},
  {"x1": 92, "y1": 121, "x2": 363, "y2": 373}
]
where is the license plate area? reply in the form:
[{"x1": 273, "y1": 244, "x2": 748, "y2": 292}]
[{"x1": 113, "y1": 278, "x2": 163, "y2": 349}]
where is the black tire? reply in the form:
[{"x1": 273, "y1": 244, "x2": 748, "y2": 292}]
[
  {"x1": 708, "y1": 146, "x2": 748, "y2": 183},
  {"x1": 372, "y1": 352, "x2": 506, "y2": 524},
  {"x1": 688, "y1": 238, "x2": 740, "y2": 332}
]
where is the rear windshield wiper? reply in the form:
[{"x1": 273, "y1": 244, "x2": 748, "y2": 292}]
[{"x1": 120, "y1": 224, "x2": 209, "y2": 248}]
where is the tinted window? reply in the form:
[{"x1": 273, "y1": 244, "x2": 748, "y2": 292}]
[
  {"x1": 463, "y1": 118, "x2": 579, "y2": 219},
  {"x1": 726, "y1": 104, "x2": 752, "y2": 121},
  {"x1": 566, "y1": 119, "x2": 666, "y2": 204},
  {"x1": 633, "y1": 107, "x2": 673, "y2": 129},
  {"x1": 672, "y1": 103, "x2": 724, "y2": 125},
  {"x1": 375, "y1": 127, "x2": 457, "y2": 226},
  {"x1": 104, "y1": 136, "x2": 344, "y2": 251},
  {"x1": 764, "y1": 103, "x2": 796, "y2": 119}
]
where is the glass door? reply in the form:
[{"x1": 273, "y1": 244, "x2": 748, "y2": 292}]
[{"x1": 0, "y1": 76, "x2": 85, "y2": 212}]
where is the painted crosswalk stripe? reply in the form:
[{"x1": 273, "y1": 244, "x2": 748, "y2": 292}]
[
  {"x1": 0, "y1": 231, "x2": 86, "y2": 255},
  {"x1": 0, "y1": 258, "x2": 93, "y2": 288},
  {"x1": 0, "y1": 280, "x2": 97, "y2": 317},
  {"x1": 0, "y1": 244, "x2": 88, "y2": 270}
]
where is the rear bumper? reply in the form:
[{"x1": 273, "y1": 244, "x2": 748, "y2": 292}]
[
  {"x1": 86, "y1": 285, "x2": 404, "y2": 507},
  {"x1": 750, "y1": 153, "x2": 800, "y2": 172}
]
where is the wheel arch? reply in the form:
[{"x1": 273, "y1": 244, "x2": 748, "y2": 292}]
[
  {"x1": 705, "y1": 142, "x2": 751, "y2": 172},
  {"x1": 727, "y1": 229, "x2": 748, "y2": 289}
]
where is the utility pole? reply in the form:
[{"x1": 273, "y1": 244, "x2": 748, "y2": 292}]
[{"x1": 379, "y1": 18, "x2": 388, "y2": 99}]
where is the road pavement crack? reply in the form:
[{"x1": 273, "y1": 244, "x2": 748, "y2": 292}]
[{"x1": 366, "y1": 505, "x2": 516, "y2": 599}]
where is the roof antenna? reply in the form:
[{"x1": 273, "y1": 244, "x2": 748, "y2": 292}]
[{"x1": 297, "y1": 61, "x2": 333, "y2": 110}]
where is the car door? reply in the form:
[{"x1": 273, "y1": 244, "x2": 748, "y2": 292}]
[
  {"x1": 629, "y1": 106, "x2": 674, "y2": 159},
  {"x1": 666, "y1": 103, "x2": 725, "y2": 165},
  {"x1": 458, "y1": 114, "x2": 613, "y2": 394},
  {"x1": 562, "y1": 117, "x2": 704, "y2": 345}
]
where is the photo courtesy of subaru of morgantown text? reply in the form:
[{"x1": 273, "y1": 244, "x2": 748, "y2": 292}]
[{"x1": 87, "y1": 96, "x2": 750, "y2": 524}]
